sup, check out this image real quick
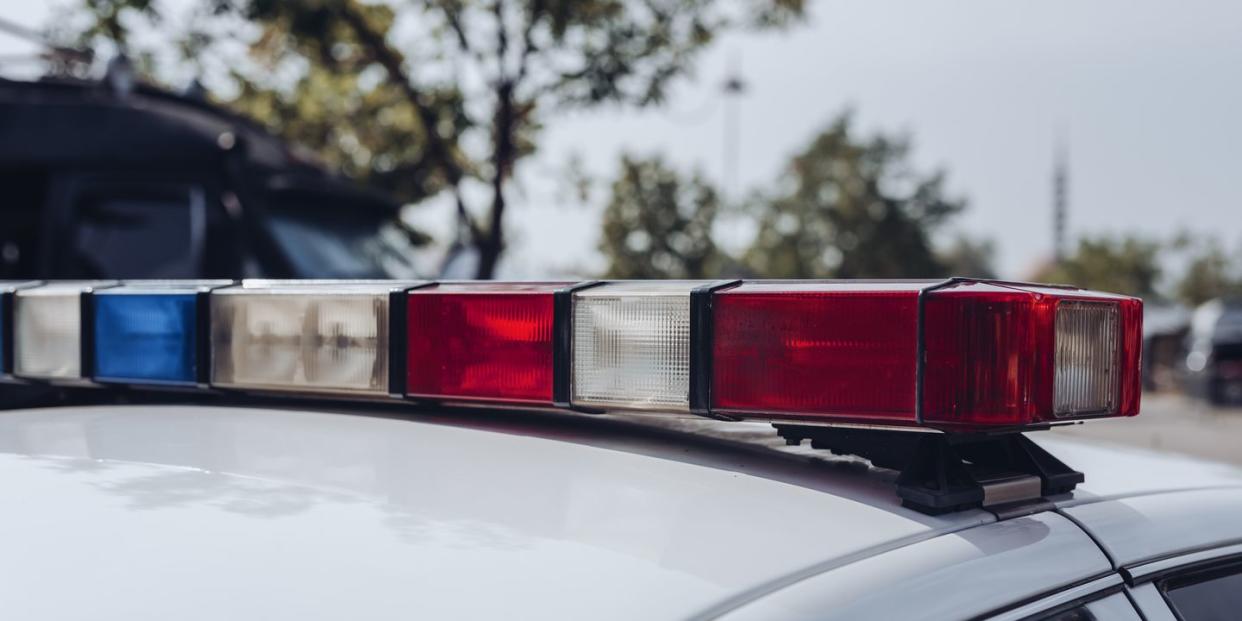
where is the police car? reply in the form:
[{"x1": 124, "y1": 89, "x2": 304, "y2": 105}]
[{"x1": 2, "y1": 278, "x2": 1240, "y2": 620}]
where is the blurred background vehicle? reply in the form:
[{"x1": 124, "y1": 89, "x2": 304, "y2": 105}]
[
  {"x1": 0, "y1": 67, "x2": 424, "y2": 280},
  {"x1": 1184, "y1": 298, "x2": 1242, "y2": 405}
]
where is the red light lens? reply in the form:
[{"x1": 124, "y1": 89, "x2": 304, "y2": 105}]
[
  {"x1": 406, "y1": 283, "x2": 566, "y2": 404},
  {"x1": 712, "y1": 282, "x2": 924, "y2": 423},
  {"x1": 920, "y1": 283, "x2": 1055, "y2": 427}
]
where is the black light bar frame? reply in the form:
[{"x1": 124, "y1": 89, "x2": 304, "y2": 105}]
[
  {"x1": 388, "y1": 281, "x2": 438, "y2": 398},
  {"x1": 552, "y1": 280, "x2": 605, "y2": 409}
]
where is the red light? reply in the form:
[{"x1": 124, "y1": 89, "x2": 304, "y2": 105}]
[
  {"x1": 921, "y1": 282, "x2": 1142, "y2": 428},
  {"x1": 712, "y1": 282, "x2": 924, "y2": 423},
  {"x1": 406, "y1": 283, "x2": 567, "y2": 404},
  {"x1": 712, "y1": 280, "x2": 1142, "y2": 430}
]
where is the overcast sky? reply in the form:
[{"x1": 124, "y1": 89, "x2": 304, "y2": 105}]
[{"x1": 4, "y1": 0, "x2": 1240, "y2": 279}]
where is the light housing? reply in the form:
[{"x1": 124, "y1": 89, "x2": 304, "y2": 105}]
[
  {"x1": 0, "y1": 281, "x2": 42, "y2": 381},
  {"x1": 12, "y1": 281, "x2": 117, "y2": 383},
  {"x1": 712, "y1": 280, "x2": 1142, "y2": 430},
  {"x1": 92, "y1": 280, "x2": 233, "y2": 386},
  {"x1": 406, "y1": 282, "x2": 568, "y2": 404},
  {"x1": 210, "y1": 280, "x2": 424, "y2": 397},
  {"x1": 569, "y1": 281, "x2": 712, "y2": 411}
]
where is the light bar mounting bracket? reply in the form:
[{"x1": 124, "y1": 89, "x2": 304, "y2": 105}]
[{"x1": 774, "y1": 425, "x2": 1084, "y2": 516}]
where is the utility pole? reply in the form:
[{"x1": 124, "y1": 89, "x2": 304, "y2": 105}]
[
  {"x1": 1052, "y1": 138, "x2": 1069, "y2": 264},
  {"x1": 721, "y1": 52, "x2": 746, "y2": 201}
]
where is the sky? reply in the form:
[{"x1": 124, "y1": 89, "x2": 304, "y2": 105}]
[{"x1": 3, "y1": 0, "x2": 1241, "y2": 279}]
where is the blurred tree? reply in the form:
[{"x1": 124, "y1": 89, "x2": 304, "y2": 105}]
[
  {"x1": 1034, "y1": 235, "x2": 1163, "y2": 300},
  {"x1": 938, "y1": 235, "x2": 996, "y2": 279},
  {"x1": 742, "y1": 113, "x2": 969, "y2": 278},
  {"x1": 60, "y1": 0, "x2": 805, "y2": 278},
  {"x1": 598, "y1": 156, "x2": 725, "y2": 279},
  {"x1": 1171, "y1": 234, "x2": 1242, "y2": 307}
]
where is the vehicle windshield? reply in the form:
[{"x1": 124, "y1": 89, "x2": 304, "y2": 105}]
[{"x1": 266, "y1": 204, "x2": 421, "y2": 279}]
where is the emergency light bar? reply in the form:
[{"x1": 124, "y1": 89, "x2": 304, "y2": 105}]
[{"x1": 0, "y1": 278, "x2": 1142, "y2": 431}]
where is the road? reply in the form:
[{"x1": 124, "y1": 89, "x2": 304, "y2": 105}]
[{"x1": 1052, "y1": 392, "x2": 1242, "y2": 466}]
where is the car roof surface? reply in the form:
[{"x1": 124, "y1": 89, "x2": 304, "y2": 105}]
[{"x1": 1, "y1": 404, "x2": 1240, "y2": 619}]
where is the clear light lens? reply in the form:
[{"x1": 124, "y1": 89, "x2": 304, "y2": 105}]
[
  {"x1": 211, "y1": 283, "x2": 400, "y2": 396},
  {"x1": 14, "y1": 282, "x2": 113, "y2": 380},
  {"x1": 571, "y1": 281, "x2": 699, "y2": 411},
  {"x1": 1054, "y1": 301, "x2": 1121, "y2": 417}
]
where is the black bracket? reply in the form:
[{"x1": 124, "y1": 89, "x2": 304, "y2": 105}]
[
  {"x1": 387, "y1": 281, "x2": 438, "y2": 398},
  {"x1": 774, "y1": 425, "x2": 1084, "y2": 515},
  {"x1": 552, "y1": 280, "x2": 607, "y2": 409},
  {"x1": 689, "y1": 279, "x2": 742, "y2": 420}
]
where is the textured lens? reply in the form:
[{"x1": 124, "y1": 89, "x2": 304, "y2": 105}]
[
  {"x1": 406, "y1": 283, "x2": 564, "y2": 403},
  {"x1": 211, "y1": 284, "x2": 393, "y2": 396},
  {"x1": 1054, "y1": 301, "x2": 1121, "y2": 416},
  {"x1": 95, "y1": 293, "x2": 198, "y2": 384},
  {"x1": 571, "y1": 282, "x2": 697, "y2": 411},
  {"x1": 13, "y1": 282, "x2": 112, "y2": 380}
]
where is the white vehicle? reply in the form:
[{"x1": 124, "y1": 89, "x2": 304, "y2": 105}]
[{"x1": 3, "y1": 279, "x2": 1240, "y2": 620}]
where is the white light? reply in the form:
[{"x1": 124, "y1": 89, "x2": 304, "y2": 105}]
[
  {"x1": 13, "y1": 281, "x2": 114, "y2": 381},
  {"x1": 571, "y1": 281, "x2": 702, "y2": 411},
  {"x1": 1054, "y1": 301, "x2": 1121, "y2": 417},
  {"x1": 210, "y1": 282, "x2": 411, "y2": 396}
]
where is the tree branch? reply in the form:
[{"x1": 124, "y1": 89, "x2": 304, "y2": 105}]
[{"x1": 337, "y1": 0, "x2": 465, "y2": 187}]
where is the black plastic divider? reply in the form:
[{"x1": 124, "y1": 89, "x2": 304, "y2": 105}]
[
  {"x1": 553, "y1": 280, "x2": 606, "y2": 408},
  {"x1": 914, "y1": 277, "x2": 964, "y2": 424},
  {"x1": 0, "y1": 283, "x2": 39, "y2": 377},
  {"x1": 389, "y1": 281, "x2": 437, "y2": 397},
  {"x1": 78, "y1": 283, "x2": 121, "y2": 382},
  {"x1": 689, "y1": 280, "x2": 742, "y2": 419},
  {"x1": 193, "y1": 282, "x2": 237, "y2": 387},
  {"x1": 194, "y1": 288, "x2": 215, "y2": 386},
  {"x1": 79, "y1": 289, "x2": 96, "y2": 380},
  {"x1": 0, "y1": 290, "x2": 11, "y2": 376}
]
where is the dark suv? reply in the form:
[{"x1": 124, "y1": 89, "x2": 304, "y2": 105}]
[{"x1": 0, "y1": 76, "x2": 422, "y2": 281}]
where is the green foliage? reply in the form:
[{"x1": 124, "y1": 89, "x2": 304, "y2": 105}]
[
  {"x1": 599, "y1": 156, "x2": 725, "y2": 279},
  {"x1": 1034, "y1": 235, "x2": 1164, "y2": 300},
  {"x1": 60, "y1": 0, "x2": 806, "y2": 277},
  {"x1": 1171, "y1": 234, "x2": 1242, "y2": 307},
  {"x1": 938, "y1": 235, "x2": 997, "y2": 279},
  {"x1": 743, "y1": 113, "x2": 968, "y2": 279}
]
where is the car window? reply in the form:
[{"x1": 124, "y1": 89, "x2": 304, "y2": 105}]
[
  {"x1": 73, "y1": 186, "x2": 206, "y2": 278},
  {"x1": 266, "y1": 205, "x2": 420, "y2": 279},
  {"x1": 1161, "y1": 561, "x2": 1242, "y2": 621},
  {"x1": 1030, "y1": 592, "x2": 1139, "y2": 621}
]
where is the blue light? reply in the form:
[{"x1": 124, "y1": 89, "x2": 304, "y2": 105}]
[{"x1": 94, "y1": 293, "x2": 199, "y2": 384}]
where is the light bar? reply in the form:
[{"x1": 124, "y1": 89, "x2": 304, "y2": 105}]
[
  {"x1": 210, "y1": 280, "x2": 423, "y2": 397},
  {"x1": 4, "y1": 278, "x2": 1140, "y2": 432},
  {"x1": 712, "y1": 280, "x2": 1141, "y2": 429},
  {"x1": 405, "y1": 282, "x2": 568, "y2": 404},
  {"x1": 12, "y1": 281, "x2": 116, "y2": 383},
  {"x1": 92, "y1": 281, "x2": 233, "y2": 386},
  {"x1": 1, "y1": 281, "x2": 42, "y2": 380},
  {"x1": 569, "y1": 281, "x2": 711, "y2": 411}
]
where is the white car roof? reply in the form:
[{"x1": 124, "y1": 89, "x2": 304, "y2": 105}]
[{"x1": 1, "y1": 404, "x2": 1240, "y2": 619}]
